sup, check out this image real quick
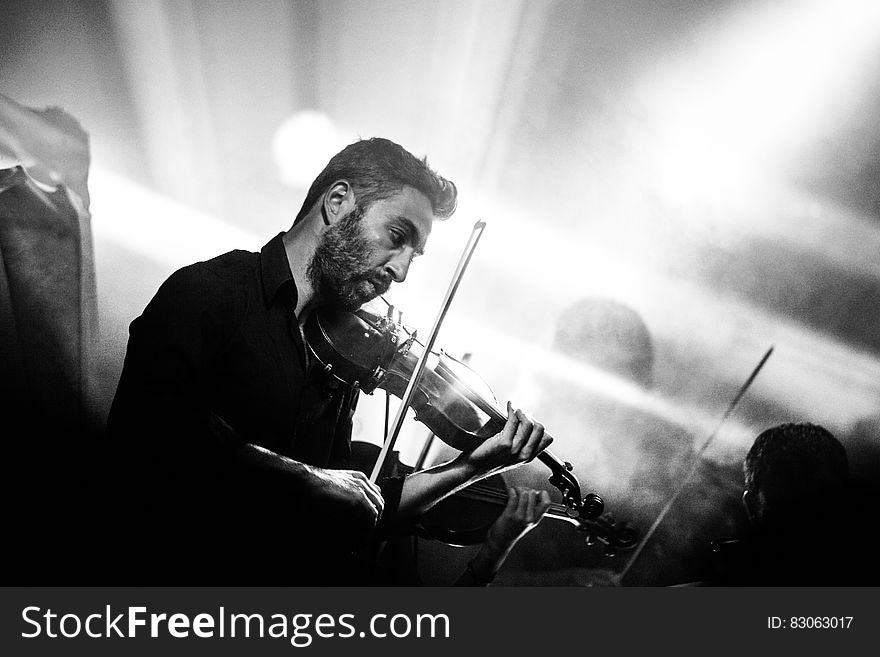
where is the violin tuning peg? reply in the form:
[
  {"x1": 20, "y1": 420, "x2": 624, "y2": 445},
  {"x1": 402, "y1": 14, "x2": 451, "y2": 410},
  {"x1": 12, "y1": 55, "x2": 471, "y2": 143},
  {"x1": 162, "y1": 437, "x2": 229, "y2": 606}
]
[
  {"x1": 604, "y1": 546, "x2": 617, "y2": 558},
  {"x1": 564, "y1": 461, "x2": 573, "y2": 471},
  {"x1": 581, "y1": 493, "x2": 604, "y2": 520},
  {"x1": 584, "y1": 532, "x2": 596, "y2": 547}
]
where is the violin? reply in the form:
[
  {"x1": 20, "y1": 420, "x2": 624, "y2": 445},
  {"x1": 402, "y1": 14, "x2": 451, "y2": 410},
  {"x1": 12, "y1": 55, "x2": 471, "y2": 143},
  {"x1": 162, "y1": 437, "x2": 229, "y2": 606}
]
[
  {"x1": 304, "y1": 305, "x2": 609, "y2": 527},
  {"x1": 350, "y1": 441, "x2": 637, "y2": 555}
]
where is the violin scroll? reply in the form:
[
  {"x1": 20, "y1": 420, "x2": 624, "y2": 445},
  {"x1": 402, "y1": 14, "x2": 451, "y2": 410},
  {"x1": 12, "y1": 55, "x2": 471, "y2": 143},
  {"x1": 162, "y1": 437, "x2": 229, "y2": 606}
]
[{"x1": 542, "y1": 450, "x2": 604, "y2": 519}]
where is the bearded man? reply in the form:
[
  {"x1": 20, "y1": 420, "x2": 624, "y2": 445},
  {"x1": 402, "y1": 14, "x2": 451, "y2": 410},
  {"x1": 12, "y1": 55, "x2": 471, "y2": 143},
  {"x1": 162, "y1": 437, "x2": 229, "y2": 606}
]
[{"x1": 106, "y1": 138, "x2": 549, "y2": 583}]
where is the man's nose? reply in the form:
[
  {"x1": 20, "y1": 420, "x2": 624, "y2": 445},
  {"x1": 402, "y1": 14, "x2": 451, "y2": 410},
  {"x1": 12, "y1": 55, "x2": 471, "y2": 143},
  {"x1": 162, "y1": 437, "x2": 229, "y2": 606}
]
[{"x1": 384, "y1": 251, "x2": 413, "y2": 283}]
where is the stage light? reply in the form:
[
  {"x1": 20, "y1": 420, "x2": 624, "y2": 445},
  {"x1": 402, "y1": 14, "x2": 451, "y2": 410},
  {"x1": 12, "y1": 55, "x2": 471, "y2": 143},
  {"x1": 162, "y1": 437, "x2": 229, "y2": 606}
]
[{"x1": 272, "y1": 110, "x2": 352, "y2": 189}]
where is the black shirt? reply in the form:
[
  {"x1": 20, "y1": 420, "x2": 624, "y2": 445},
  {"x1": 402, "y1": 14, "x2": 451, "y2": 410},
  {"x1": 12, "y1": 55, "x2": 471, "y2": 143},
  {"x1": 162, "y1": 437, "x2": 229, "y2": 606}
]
[{"x1": 107, "y1": 233, "x2": 400, "y2": 583}]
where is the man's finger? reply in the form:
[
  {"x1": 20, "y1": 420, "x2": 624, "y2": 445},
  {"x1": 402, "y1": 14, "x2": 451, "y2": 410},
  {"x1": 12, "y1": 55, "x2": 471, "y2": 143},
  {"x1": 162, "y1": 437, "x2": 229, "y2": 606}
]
[
  {"x1": 361, "y1": 481, "x2": 385, "y2": 516},
  {"x1": 510, "y1": 409, "x2": 534, "y2": 453},
  {"x1": 351, "y1": 471, "x2": 385, "y2": 514},
  {"x1": 525, "y1": 489, "x2": 537, "y2": 523},
  {"x1": 349, "y1": 487, "x2": 380, "y2": 529},
  {"x1": 515, "y1": 486, "x2": 530, "y2": 516},
  {"x1": 500, "y1": 401, "x2": 518, "y2": 444},
  {"x1": 352, "y1": 470, "x2": 383, "y2": 497},
  {"x1": 537, "y1": 490, "x2": 552, "y2": 518},
  {"x1": 520, "y1": 422, "x2": 547, "y2": 461},
  {"x1": 503, "y1": 487, "x2": 517, "y2": 512}
]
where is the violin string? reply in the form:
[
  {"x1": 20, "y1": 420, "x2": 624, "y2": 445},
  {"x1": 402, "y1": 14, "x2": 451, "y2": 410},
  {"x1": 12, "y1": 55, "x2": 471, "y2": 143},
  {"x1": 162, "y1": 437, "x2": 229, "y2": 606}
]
[{"x1": 455, "y1": 483, "x2": 570, "y2": 517}]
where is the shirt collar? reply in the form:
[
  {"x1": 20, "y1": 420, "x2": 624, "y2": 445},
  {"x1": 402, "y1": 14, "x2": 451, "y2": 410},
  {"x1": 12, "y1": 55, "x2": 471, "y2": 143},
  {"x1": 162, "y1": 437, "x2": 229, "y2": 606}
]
[{"x1": 260, "y1": 232, "x2": 298, "y2": 308}]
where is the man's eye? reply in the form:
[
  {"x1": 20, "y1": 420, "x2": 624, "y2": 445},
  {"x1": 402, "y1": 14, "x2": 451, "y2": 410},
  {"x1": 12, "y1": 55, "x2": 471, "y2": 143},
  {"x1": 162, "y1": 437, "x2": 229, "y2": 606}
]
[{"x1": 389, "y1": 228, "x2": 405, "y2": 246}]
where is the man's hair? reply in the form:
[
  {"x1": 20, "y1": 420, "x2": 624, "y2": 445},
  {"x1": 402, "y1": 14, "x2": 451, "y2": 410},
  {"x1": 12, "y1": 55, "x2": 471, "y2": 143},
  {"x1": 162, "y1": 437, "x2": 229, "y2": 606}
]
[
  {"x1": 744, "y1": 423, "x2": 849, "y2": 510},
  {"x1": 293, "y1": 138, "x2": 457, "y2": 224}
]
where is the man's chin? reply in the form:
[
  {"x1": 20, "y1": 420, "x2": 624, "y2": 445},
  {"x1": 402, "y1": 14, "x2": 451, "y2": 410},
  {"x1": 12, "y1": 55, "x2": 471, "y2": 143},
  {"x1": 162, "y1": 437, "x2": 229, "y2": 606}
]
[{"x1": 332, "y1": 281, "x2": 381, "y2": 311}]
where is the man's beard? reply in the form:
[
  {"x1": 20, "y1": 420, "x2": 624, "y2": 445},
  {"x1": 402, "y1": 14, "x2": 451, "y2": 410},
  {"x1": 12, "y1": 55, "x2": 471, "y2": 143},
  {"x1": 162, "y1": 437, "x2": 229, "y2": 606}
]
[{"x1": 307, "y1": 205, "x2": 390, "y2": 311}]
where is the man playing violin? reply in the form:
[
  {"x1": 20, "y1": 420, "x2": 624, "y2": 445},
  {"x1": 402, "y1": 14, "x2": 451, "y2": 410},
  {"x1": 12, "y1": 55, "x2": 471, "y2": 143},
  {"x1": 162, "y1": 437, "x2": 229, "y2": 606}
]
[{"x1": 107, "y1": 138, "x2": 551, "y2": 583}]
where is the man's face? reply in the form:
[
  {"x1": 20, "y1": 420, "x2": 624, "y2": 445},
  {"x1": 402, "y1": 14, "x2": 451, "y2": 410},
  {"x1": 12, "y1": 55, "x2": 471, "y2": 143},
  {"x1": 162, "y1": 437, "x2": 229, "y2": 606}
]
[{"x1": 308, "y1": 185, "x2": 433, "y2": 310}]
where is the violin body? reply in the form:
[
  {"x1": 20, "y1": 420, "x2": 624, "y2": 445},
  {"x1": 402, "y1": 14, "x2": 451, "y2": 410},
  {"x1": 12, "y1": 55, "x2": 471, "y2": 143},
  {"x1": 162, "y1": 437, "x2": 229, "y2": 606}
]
[
  {"x1": 305, "y1": 307, "x2": 504, "y2": 450},
  {"x1": 305, "y1": 306, "x2": 605, "y2": 525}
]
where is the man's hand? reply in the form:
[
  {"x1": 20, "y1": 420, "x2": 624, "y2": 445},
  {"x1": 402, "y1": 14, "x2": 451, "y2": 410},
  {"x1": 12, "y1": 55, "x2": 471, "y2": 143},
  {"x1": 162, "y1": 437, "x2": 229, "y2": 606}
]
[
  {"x1": 455, "y1": 486, "x2": 551, "y2": 586},
  {"x1": 234, "y1": 444, "x2": 385, "y2": 547},
  {"x1": 303, "y1": 466, "x2": 385, "y2": 539},
  {"x1": 396, "y1": 404, "x2": 550, "y2": 523},
  {"x1": 463, "y1": 402, "x2": 552, "y2": 475},
  {"x1": 486, "y1": 486, "x2": 552, "y2": 556}
]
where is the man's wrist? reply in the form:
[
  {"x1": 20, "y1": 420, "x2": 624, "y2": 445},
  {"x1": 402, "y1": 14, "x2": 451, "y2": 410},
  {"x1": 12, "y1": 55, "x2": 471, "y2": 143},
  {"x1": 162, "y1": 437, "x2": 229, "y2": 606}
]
[
  {"x1": 484, "y1": 533, "x2": 514, "y2": 559},
  {"x1": 452, "y1": 450, "x2": 489, "y2": 479}
]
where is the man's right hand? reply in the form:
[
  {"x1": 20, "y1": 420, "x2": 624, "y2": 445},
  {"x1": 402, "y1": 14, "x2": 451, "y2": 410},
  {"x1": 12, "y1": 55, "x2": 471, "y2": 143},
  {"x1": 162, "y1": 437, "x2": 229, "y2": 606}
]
[
  {"x1": 303, "y1": 466, "x2": 385, "y2": 536},
  {"x1": 236, "y1": 444, "x2": 385, "y2": 543}
]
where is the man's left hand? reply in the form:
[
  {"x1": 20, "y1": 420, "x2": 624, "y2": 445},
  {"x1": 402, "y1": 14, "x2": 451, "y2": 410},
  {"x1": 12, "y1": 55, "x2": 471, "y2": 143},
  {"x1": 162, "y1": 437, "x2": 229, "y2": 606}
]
[
  {"x1": 486, "y1": 486, "x2": 552, "y2": 554},
  {"x1": 463, "y1": 401, "x2": 552, "y2": 474}
]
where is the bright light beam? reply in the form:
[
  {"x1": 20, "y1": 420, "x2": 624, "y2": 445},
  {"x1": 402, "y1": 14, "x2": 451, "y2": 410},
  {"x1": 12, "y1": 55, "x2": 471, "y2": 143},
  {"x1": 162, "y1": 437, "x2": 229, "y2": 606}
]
[
  {"x1": 89, "y1": 165, "x2": 262, "y2": 270},
  {"x1": 447, "y1": 315, "x2": 760, "y2": 451},
  {"x1": 638, "y1": 0, "x2": 880, "y2": 207},
  {"x1": 455, "y1": 194, "x2": 880, "y2": 430}
]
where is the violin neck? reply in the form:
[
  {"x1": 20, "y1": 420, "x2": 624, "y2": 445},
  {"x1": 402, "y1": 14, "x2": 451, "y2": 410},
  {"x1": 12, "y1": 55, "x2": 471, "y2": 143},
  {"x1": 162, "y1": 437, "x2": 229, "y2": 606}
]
[
  {"x1": 435, "y1": 361, "x2": 582, "y2": 499},
  {"x1": 537, "y1": 448, "x2": 567, "y2": 474}
]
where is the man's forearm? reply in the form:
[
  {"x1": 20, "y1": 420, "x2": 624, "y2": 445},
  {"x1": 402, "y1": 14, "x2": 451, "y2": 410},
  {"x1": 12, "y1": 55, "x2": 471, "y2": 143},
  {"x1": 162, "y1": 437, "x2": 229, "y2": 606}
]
[
  {"x1": 235, "y1": 442, "x2": 317, "y2": 501},
  {"x1": 454, "y1": 539, "x2": 511, "y2": 586},
  {"x1": 238, "y1": 443, "x2": 386, "y2": 533},
  {"x1": 396, "y1": 452, "x2": 485, "y2": 521}
]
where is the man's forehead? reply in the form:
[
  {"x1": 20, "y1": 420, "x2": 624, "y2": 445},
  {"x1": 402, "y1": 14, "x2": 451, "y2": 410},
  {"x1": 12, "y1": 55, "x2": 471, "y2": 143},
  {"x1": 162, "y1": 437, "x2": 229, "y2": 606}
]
[{"x1": 389, "y1": 185, "x2": 434, "y2": 217}]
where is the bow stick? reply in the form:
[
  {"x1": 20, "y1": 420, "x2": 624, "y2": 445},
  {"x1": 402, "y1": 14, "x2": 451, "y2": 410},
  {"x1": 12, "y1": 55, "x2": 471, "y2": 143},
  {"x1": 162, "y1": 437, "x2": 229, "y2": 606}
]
[{"x1": 369, "y1": 220, "x2": 487, "y2": 483}]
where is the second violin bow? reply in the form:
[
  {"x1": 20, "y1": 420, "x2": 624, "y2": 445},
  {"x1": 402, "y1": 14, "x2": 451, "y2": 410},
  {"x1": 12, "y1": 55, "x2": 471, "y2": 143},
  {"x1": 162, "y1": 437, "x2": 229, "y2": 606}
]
[{"x1": 615, "y1": 345, "x2": 774, "y2": 584}]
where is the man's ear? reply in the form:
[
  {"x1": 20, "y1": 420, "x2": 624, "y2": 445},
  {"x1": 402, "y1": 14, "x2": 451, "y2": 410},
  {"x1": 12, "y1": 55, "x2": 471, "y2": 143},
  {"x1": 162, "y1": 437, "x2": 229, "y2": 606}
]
[{"x1": 322, "y1": 181, "x2": 354, "y2": 225}]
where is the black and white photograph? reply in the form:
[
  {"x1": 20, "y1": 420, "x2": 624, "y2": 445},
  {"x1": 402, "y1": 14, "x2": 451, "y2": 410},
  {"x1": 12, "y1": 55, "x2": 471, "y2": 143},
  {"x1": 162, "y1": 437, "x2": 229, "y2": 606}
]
[{"x1": 2, "y1": 0, "x2": 879, "y2": 650}]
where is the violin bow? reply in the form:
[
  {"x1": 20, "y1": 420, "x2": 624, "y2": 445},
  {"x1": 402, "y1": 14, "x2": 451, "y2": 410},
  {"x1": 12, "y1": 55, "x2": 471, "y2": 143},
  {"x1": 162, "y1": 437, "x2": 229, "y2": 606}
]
[
  {"x1": 614, "y1": 345, "x2": 774, "y2": 585},
  {"x1": 369, "y1": 220, "x2": 487, "y2": 483}
]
